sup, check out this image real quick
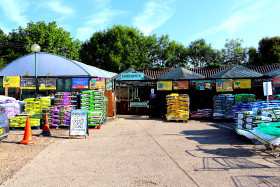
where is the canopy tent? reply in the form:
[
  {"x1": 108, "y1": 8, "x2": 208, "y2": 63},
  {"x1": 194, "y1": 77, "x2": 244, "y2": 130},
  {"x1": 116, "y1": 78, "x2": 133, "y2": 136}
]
[
  {"x1": 209, "y1": 65, "x2": 264, "y2": 79},
  {"x1": 158, "y1": 67, "x2": 205, "y2": 80},
  {"x1": 0, "y1": 52, "x2": 116, "y2": 78}
]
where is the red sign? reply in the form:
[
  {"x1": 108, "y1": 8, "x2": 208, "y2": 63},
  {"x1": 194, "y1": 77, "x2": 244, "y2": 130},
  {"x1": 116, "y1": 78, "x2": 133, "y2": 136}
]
[
  {"x1": 273, "y1": 77, "x2": 280, "y2": 87},
  {"x1": 173, "y1": 81, "x2": 189, "y2": 90}
]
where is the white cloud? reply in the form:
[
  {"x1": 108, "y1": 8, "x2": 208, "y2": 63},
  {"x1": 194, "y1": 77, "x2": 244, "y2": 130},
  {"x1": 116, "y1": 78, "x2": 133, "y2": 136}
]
[
  {"x1": 132, "y1": 0, "x2": 175, "y2": 35},
  {"x1": 43, "y1": 1, "x2": 75, "y2": 15},
  {"x1": 0, "y1": 0, "x2": 28, "y2": 26},
  {"x1": 92, "y1": 0, "x2": 111, "y2": 9}
]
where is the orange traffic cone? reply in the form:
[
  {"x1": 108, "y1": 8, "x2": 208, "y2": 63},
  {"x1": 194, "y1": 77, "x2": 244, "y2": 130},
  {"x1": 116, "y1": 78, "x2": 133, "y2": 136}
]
[
  {"x1": 42, "y1": 113, "x2": 51, "y2": 136},
  {"x1": 20, "y1": 116, "x2": 36, "y2": 144}
]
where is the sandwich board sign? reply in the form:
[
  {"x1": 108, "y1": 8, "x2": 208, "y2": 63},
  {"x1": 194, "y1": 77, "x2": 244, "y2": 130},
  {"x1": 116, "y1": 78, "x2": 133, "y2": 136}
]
[{"x1": 69, "y1": 109, "x2": 88, "y2": 138}]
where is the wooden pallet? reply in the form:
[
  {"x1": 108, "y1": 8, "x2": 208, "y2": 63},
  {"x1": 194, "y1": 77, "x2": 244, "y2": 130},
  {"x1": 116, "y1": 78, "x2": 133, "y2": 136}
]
[{"x1": 166, "y1": 119, "x2": 188, "y2": 123}]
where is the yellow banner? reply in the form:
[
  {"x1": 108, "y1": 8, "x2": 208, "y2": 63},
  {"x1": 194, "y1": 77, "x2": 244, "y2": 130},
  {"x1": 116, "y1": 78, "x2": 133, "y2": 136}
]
[
  {"x1": 157, "y1": 81, "x2": 172, "y2": 91},
  {"x1": 216, "y1": 79, "x2": 233, "y2": 92},
  {"x1": 3, "y1": 76, "x2": 20, "y2": 88},
  {"x1": 234, "y1": 79, "x2": 251, "y2": 89}
]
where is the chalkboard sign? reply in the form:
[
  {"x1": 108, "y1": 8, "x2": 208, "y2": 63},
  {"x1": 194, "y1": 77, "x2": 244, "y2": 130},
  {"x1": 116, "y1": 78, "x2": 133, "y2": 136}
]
[
  {"x1": 38, "y1": 78, "x2": 57, "y2": 90},
  {"x1": 69, "y1": 109, "x2": 88, "y2": 138},
  {"x1": 20, "y1": 77, "x2": 37, "y2": 89}
]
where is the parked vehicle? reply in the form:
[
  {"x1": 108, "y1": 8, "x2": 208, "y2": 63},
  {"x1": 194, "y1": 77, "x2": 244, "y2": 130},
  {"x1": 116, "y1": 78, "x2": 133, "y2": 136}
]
[{"x1": 0, "y1": 106, "x2": 9, "y2": 141}]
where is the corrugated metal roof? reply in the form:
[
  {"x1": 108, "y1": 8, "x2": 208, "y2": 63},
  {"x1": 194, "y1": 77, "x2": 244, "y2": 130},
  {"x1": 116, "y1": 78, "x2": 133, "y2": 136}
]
[
  {"x1": 209, "y1": 65, "x2": 264, "y2": 78},
  {"x1": 158, "y1": 67, "x2": 205, "y2": 80},
  {"x1": 264, "y1": 68, "x2": 280, "y2": 77},
  {"x1": 0, "y1": 52, "x2": 116, "y2": 78}
]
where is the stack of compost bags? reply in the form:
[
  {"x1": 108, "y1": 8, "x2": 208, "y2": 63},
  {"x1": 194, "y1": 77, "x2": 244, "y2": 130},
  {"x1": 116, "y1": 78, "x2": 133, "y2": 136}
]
[
  {"x1": 191, "y1": 109, "x2": 212, "y2": 119},
  {"x1": 9, "y1": 115, "x2": 40, "y2": 128},
  {"x1": 233, "y1": 101, "x2": 280, "y2": 115},
  {"x1": 213, "y1": 94, "x2": 234, "y2": 119},
  {"x1": 235, "y1": 108, "x2": 280, "y2": 130},
  {"x1": 54, "y1": 92, "x2": 79, "y2": 109},
  {"x1": 166, "y1": 93, "x2": 189, "y2": 121},
  {"x1": 225, "y1": 94, "x2": 235, "y2": 119},
  {"x1": 23, "y1": 97, "x2": 52, "y2": 115},
  {"x1": 234, "y1": 94, "x2": 255, "y2": 104},
  {"x1": 0, "y1": 96, "x2": 20, "y2": 119},
  {"x1": 81, "y1": 90, "x2": 107, "y2": 127}
]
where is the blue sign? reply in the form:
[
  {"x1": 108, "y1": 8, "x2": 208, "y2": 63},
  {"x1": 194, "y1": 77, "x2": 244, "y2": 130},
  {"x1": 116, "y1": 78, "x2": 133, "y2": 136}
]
[
  {"x1": 150, "y1": 93, "x2": 156, "y2": 98},
  {"x1": 72, "y1": 78, "x2": 89, "y2": 89},
  {"x1": 121, "y1": 73, "x2": 144, "y2": 80}
]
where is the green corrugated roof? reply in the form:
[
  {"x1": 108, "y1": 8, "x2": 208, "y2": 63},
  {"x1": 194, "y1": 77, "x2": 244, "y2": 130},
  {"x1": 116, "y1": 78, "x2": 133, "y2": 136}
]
[
  {"x1": 209, "y1": 65, "x2": 263, "y2": 79},
  {"x1": 158, "y1": 67, "x2": 205, "y2": 80}
]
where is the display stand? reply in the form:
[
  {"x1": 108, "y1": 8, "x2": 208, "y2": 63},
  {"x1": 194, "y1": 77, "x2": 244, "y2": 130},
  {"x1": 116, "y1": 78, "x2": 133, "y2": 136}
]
[{"x1": 69, "y1": 109, "x2": 89, "y2": 139}]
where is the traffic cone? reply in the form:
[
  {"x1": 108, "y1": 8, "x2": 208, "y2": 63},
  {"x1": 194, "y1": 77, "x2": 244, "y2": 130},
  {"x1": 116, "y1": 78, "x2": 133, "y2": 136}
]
[
  {"x1": 42, "y1": 113, "x2": 51, "y2": 136},
  {"x1": 20, "y1": 116, "x2": 36, "y2": 144}
]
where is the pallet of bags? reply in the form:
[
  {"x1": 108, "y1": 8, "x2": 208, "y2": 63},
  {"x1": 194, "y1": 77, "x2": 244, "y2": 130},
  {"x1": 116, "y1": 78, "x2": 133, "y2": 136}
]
[{"x1": 191, "y1": 109, "x2": 212, "y2": 119}]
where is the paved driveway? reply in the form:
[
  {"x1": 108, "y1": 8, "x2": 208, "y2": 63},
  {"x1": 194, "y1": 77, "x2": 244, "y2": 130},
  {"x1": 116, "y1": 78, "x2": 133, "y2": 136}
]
[{"x1": 2, "y1": 116, "x2": 280, "y2": 186}]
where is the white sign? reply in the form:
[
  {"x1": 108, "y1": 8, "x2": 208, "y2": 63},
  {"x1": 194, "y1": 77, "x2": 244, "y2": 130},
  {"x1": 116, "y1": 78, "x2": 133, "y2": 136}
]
[
  {"x1": 130, "y1": 102, "x2": 148, "y2": 108},
  {"x1": 263, "y1": 82, "x2": 272, "y2": 96},
  {"x1": 151, "y1": 88, "x2": 154, "y2": 94},
  {"x1": 70, "y1": 109, "x2": 88, "y2": 136}
]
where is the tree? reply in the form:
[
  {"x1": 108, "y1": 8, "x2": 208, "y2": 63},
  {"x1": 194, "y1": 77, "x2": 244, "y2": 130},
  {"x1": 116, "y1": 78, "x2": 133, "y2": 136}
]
[
  {"x1": 221, "y1": 38, "x2": 248, "y2": 65},
  {"x1": 186, "y1": 39, "x2": 219, "y2": 67},
  {"x1": 247, "y1": 47, "x2": 260, "y2": 65},
  {"x1": 4, "y1": 21, "x2": 81, "y2": 64},
  {"x1": 0, "y1": 29, "x2": 9, "y2": 69},
  {"x1": 80, "y1": 25, "x2": 160, "y2": 72},
  {"x1": 258, "y1": 37, "x2": 280, "y2": 64}
]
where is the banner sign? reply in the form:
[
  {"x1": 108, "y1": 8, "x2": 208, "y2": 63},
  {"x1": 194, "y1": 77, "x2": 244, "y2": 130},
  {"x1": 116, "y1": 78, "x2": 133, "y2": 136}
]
[
  {"x1": 173, "y1": 81, "x2": 189, "y2": 90},
  {"x1": 3, "y1": 76, "x2": 20, "y2": 88},
  {"x1": 106, "y1": 78, "x2": 113, "y2": 90},
  {"x1": 130, "y1": 102, "x2": 148, "y2": 107},
  {"x1": 70, "y1": 109, "x2": 88, "y2": 137},
  {"x1": 194, "y1": 80, "x2": 212, "y2": 90},
  {"x1": 72, "y1": 78, "x2": 89, "y2": 89},
  {"x1": 38, "y1": 78, "x2": 56, "y2": 90},
  {"x1": 234, "y1": 79, "x2": 251, "y2": 89},
  {"x1": 20, "y1": 77, "x2": 37, "y2": 89},
  {"x1": 273, "y1": 77, "x2": 280, "y2": 87},
  {"x1": 90, "y1": 78, "x2": 105, "y2": 89},
  {"x1": 216, "y1": 79, "x2": 233, "y2": 92},
  {"x1": 157, "y1": 81, "x2": 172, "y2": 91},
  {"x1": 121, "y1": 73, "x2": 144, "y2": 80}
]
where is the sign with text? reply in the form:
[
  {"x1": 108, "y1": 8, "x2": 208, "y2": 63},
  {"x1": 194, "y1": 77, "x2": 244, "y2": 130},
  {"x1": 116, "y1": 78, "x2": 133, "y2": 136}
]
[
  {"x1": 234, "y1": 79, "x2": 251, "y2": 89},
  {"x1": 90, "y1": 78, "x2": 105, "y2": 89},
  {"x1": 263, "y1": 82, "x2": 272, "y2": 96},
  {"x1": 130, "y1": 102, "x2": 148, "y2": 107},
  {"x1": 273, "y1": 77, "x2": 280, "y2": 87},
  {"x1": 38, "y1": 78, "x2": 56, "y2": 90},
  {"x1": 173, "y1": 81, "x2": 189, "y2": 90},
  {"x1": 20, "y1": 77, "x2": 37, "y2": 89},
  {"x1": 3, "y1": 76, "x2": 20, "y2": 88},
  {"x1": 72, "y1": 78, "x2": 89, "y2": 89},
  {"x1": 216, "y1": 79, "x2": 233, "y2": 92},
  {"x1": 121, "y1": 73, "x2": 144, "y2": 80},
  {"x1": 194, "y1": 80, "x2": 212, "y2": 90},
  {"x1": 70, "y1": 109, "x2": 88, "y2": 137},
  {"x1": 157, "y1": 81, "x2": 172, "y2": 91}
]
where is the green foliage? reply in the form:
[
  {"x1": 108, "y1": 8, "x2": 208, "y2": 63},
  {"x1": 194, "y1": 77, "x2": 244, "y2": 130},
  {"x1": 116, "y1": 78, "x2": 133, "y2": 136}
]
[
  {"x1": 1, "y1": 21, "x2": 82, "y2": 65},
  {"x1": 221, "y1": 38, "x2": 248, "y2": 65},
  {"x1": 205, "y1": 63, "x2": 222, "y2": 68},
  {"x1": 258, "y1": 37, "x2": 280, "y2": 64},
  {"x1": 247, "y1": 47, "x2": 260, "y2": 65}
]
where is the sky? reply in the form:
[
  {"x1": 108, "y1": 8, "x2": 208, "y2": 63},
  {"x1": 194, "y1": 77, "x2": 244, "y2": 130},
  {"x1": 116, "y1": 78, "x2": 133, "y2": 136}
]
[{"x1": 0, "y1": 0, "x2": 279, "y2": 50}]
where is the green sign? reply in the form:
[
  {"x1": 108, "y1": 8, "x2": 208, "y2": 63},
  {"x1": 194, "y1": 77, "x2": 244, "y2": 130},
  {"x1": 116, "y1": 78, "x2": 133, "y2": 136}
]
[{"x1": 121, "y1": 73, "x2": 144, "y2": 80}]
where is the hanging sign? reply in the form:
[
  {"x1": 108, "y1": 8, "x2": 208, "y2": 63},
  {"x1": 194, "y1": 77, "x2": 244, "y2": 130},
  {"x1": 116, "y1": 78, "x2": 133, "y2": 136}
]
[
  {"x1": 173, "y1": 81, "x2": 189, "y2": 90},
  {"x1": 130, "y1": 102, "x2": 148, "y2": 107},
  {"x1": 38, "y1": 78, "x2": 56, "y2": 90},
  {"x1": 216, "y1": 79, "x2": 233, "y2": 92},
  {"x1": 157, "y1": 81, "x2": 172, "y2": 91},
  {"x1": 69, "y1": 109, "x2": 88, "y2": 137},
  {"x1": 194, "y1": 80, "x2": 212, "y2": 90},
  {"x1": 72, "y1": 78, "x2": 89, "y2": 89},
  {"x1": 20, "y1": 78, "x2": 37, "y2": 89},
  {"x1": 90, "y1": 78, "x2": 105, "y2": 89},
  {"x1": 121, "y1": 73, "x2": 144, "y2": 80},
  {"x1": 273, "y1": 77, "x2": 280, "y2": 87},
  {"x1": 3, "y1": 76, "x2": 20, "y2": 88},
  {"x1": 234, "y1": 79, "x2": 251, "y2": 89}
]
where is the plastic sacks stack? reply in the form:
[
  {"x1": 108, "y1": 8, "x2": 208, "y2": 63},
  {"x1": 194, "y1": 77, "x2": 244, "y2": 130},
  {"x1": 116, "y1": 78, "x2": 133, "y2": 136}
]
[
  {"x1": 54, "y1": 92, "x2": 79, "y2": 109},
  {"x1": 23, "y1": 97, "x2": 52, "y2": 115},
  {"x1": 10, "y1": 115, "x2": 40, "y2": 128},
  {"x1": 166, "y1": 93, "x2": 189, "y2": 121},
  {"x1": 234, "y1": 94, "x2": 255, "y2": 104},
  {"x1": 233, "y1": 100, "x2": 280, "y2": 115},
  {"x1": 0, "y1": 96, "x2": 20, "y2": 119},
  {"x1": 191, "y1": 109, "x2": 212, "y2": 119},
  {"x1": 44, "y1": 106, "x2": 73, "y2": 127},
  {"x1": 213, "y1": 94, "x2": 234, "y2": 119},
  {"x1": 235, "y1": 108, "x2": 280, "y2": 130},
  {"x1": 81, "y1": 90, "x2": 108, "y2": 127}
]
